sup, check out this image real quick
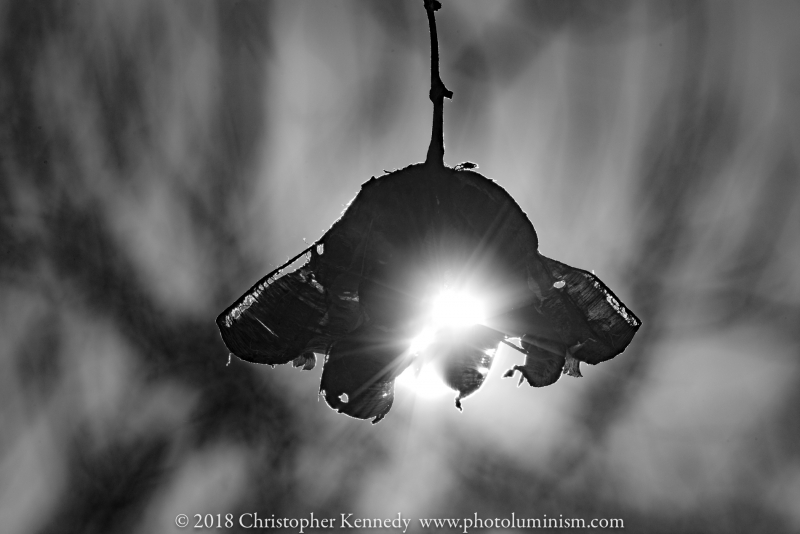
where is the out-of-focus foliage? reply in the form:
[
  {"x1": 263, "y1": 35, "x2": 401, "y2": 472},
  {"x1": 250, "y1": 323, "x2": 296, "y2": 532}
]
[{"x1": 1, "y1": 1, "x2": 798, "y2": 533}]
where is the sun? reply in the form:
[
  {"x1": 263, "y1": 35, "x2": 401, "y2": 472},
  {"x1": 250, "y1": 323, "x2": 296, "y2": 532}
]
[
  {"x1": 408, "y1": 289, "x2": 486, "y2": 353},
  {"x1": 430, "y1": 289, "x2": 486, "y2": 328},
  {"x1": 395, "y1": 364, "x2": 452, "y2": 398},
  {"x1": 398, "y1": 288, "x2": 487, "y2": 398}
]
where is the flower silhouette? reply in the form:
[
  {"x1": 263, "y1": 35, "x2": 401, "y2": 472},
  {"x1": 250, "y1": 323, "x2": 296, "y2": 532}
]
[{"x1": 217, "y1": 163, "x2": 640, "y2": 423}]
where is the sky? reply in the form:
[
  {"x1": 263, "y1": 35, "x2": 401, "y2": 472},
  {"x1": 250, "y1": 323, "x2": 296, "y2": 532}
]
[{"x1": 1, "y1": 1, "x2": 799, "y2": 533}]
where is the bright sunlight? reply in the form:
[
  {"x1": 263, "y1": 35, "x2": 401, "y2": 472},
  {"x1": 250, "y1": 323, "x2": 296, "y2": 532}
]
[
  {"x1": 430, "y1": 289, "x2": 486, "y2": 328},
  {"x1": 399, "y1": 289, "x2": 487, "y2": 398},
  {"x1": 395, "y1": 364, "x2": 452, "y2": 398},
  {"x1": 408, "y1": 289, "x2": 486, "y2": 353}
]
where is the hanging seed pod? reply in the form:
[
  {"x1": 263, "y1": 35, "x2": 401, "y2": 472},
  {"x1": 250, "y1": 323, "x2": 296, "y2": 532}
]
[
  {"x1": 502, "y1": 336, "x2": 565, "y2": 388},
  {"x1": 215, "y1": 1, "x2": 641, "y2": 423},
  {"x1": 217, "y1": 163, "x2": 641, "y2": 422}
]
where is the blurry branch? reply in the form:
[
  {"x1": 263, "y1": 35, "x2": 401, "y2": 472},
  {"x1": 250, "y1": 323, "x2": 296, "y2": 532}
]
[
  {"x1": 448, "y1": 1, "x2": 737, "y2": 497},
  {"x1": 0, "y1": 1, "x2": 308, "y2": 530},
  {"x1": 423, "y1": 0, "x2": 453, "y2": 168}
]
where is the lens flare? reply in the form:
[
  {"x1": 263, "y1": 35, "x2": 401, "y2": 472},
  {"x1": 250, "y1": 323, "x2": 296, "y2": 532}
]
[{"x1": 409, "y1": 327, "x2": 436, "y2": 354}]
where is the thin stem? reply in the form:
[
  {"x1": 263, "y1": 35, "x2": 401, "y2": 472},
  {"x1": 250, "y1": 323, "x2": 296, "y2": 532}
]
[{"x1": 423, "y1": 0, "x2": 452, "y2": 168}]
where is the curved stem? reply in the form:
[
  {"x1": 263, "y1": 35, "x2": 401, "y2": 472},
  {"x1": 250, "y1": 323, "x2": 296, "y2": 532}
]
[{"x1": 423, "y1": 0, "x2": 453, "y2": 168}]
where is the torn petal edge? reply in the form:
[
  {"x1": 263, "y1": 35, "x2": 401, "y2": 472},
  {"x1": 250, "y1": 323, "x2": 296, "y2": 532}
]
[
  {"x1": 219, "y1": 244, "x2": 316, "y2": 329},
  {"x1": 562, "y1": 348, "x2": 582, "y2": 378}
]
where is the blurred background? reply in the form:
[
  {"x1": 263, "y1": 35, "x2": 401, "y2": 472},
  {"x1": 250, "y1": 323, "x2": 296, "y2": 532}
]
[{"x1": 2, "y1": 1, "x2": 799, "y2": 533}]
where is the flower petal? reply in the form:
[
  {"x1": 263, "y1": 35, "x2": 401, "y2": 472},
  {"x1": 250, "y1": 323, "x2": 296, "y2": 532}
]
[
  {"x1": 320, "y1": 326, "x2": 410, "y2": 423},
  {"x1": 434, "y1": 324, "x2": 505, "y2": 409}
]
